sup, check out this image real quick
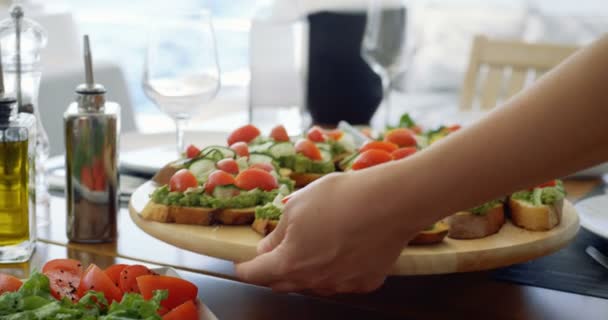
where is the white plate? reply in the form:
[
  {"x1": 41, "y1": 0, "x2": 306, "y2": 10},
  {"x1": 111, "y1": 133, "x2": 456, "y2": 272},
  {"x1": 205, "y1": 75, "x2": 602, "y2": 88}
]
[
  {"x1": 575, "y1": 195, "x2": 608, "y2": 240},
  {"x1": 151, "y1": 267, "x2": 218, "y2": 320}
]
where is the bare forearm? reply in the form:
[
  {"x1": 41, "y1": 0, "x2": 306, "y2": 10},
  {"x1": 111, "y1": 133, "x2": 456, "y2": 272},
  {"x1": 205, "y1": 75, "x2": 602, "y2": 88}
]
[{"x1": 361, "y1": 35, "x2": 608, "y2": 234}]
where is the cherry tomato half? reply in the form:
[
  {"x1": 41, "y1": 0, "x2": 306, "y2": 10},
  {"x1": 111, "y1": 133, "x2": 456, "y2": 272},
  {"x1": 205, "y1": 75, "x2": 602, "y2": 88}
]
[
  {"x1": 235, "y1": 168, "x2": 278, "y2": 191},
  {"x1": 0, "y1": 274, "x2": 22, "y2": 295},
  {"x1": 78, "y1": 264, "x2": 122, "y2": 304},
  {"x1": 42, "y1": 259, "x2": 83, "y2": 302},
  {"x1": 351, "y1": 149, "x2": 393, "y2": 170},
  {"x1": 205, "y1": 170, "x2": 236, "y2": 194},
  {"x1": 360, "y1": 141, "x2": 399, "y2": 153},
  {"x1": 270, "y1": 125, "x2": 290, "y2": 142},
  {"x1": 230, "y1": 142, "x2": 249, "y2": 158},
  {"x1": 185, "y1": 145, "x2": 200, "y2": 158},
  {"x1": 227, "y1": 124, "x2": 261, "y2": 146},
  {"x1": 169, "y1": 169, "x2": 198, "y2": 192},
  {"x1": 307, "y1": 126, "x2": 326, "y2": 142},
  {"x1": 295, "y1": 139, "x2": 322, "y2": 161},
  {"x1": 392, "y1": 147, "x2": 417, "y2": 160},
  {"x1": 216, "y1": 158, "x2": 239, "y2": 175},
  {"x1": 137, "y1": 275, "x2": 198, "y2": 311},
  {"x1": 384, "y1": 128, "x2": 416, "y2": 148}
]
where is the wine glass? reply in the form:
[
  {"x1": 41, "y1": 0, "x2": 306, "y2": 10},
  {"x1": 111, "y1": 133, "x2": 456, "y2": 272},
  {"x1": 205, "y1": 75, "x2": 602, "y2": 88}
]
[
  {"x1": 143, "y1": 10, "x2": 220, "y2": 155},
  {"x1": 362, "y1": 0, "x2": 417, "y2": 127}
]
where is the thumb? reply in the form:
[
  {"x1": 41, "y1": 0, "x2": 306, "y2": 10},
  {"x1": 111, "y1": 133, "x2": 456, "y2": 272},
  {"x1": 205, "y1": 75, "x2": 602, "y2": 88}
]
[{"x1": 257, "y1": 217, "x2": 287, "y2": 254}]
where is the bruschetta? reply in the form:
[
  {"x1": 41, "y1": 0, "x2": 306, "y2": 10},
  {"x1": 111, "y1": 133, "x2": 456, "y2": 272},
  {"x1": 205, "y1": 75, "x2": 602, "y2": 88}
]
[
  {"x1": 509, "y1": 180, "x2": 565, "y2": 231},
  {"x1": 446, "y1": 200, "x2": 505, "y2": 239}
]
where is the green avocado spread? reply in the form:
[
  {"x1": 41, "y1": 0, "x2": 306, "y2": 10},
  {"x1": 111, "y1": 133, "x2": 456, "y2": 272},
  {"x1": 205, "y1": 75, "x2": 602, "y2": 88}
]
[
  {"x1": 255, "y1": 203, "x2": 282, "y2": 220},
  {"x1": 289, "y1": 155, "x2": 335, "y2": 174},
  {"x1": 511, "y1": 180, "x2": 566, "y2": 206},
  {"x1": 151, "y1": 185, "x2": 280, "y2": 209},
  {"x1": 469, "y1": 199, "x2": 503, "y2": 215}
]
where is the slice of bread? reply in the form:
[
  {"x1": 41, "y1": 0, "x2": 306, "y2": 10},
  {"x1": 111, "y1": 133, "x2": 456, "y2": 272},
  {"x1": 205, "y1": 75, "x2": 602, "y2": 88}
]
[
  {"x1": 509, "y1": 198, "x2": 563, "y2": 231},
  {"x1": 252, "y1": 218, "x2": 279, "y2": 236},
  {"x1": 290, "y1": 172, "x2": 324, "y2": 187},
  {"x1": 409, "y1": 221, "x2": 449, "y2": 245},
  {"x1": 141, "y1": 202, "x2": 215, "y2": 225},
  {"x1": 447, "y1": 204, "x2": 505, "y2": 239},
  {"x1": 215, "y1": 208, "x2": 256, "y2": 225}
]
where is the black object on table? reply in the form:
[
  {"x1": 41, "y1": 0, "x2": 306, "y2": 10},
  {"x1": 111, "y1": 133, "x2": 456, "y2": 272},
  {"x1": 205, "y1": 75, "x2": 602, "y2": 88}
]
[{"x1": 493, "y1": 228, "x2": 608, "y2": 299}]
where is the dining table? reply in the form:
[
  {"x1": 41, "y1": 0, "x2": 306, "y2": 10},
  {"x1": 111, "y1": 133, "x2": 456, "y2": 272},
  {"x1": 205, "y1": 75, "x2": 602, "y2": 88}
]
[{"x1": 4, "y1": 131, "x2": 608, "y2": 320}]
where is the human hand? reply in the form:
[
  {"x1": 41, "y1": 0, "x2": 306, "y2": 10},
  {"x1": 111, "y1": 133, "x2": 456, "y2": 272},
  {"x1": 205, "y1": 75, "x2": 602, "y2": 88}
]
[{"x1": 235, "y1": 171, "x2": 418, "y2": 294}]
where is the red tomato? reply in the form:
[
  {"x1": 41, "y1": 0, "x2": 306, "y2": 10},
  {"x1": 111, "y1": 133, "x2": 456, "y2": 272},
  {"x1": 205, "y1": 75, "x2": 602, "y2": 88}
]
[
  {"x1": 119, "y1": 264, "x2": 156, "y2": 294},
  {"x1": 360, "y1": 141, "x2": 399, "y2": 153},
  {"x1": 230, "y1": 142, "x2": 249, "y2": 158},
  {"x1": 281, "y1": 195, "x2": 292, "y2": 204},
  {"x1": 216, "y1": 159, "x2": 239, "y2": 175},
  {"x1": 169, "y1": 169, "x2": 198, "y2": 192},
  {"x1": 162, "y1": 300, "x2": 198, "y2": 320},
  {"x1": 42, "y1": 259, "x2": 83, "y2": 302},
  {"x1": 352, "y1": 149, "x2": 393, "y2": 170},
  {"x1": 307, "y1": 126, "x2": 326, "y2": 142},
  {"x1": 295, "y1": 139, "x2": 322, "y2": 161},
  {"x1": 384, "y1": 128, "x2": 416, "y2": 148},
  {"x1": 0, "y1": 274, "x2": 22, "y2": 294},
  {"x1": 447, "y1": 124, "x2": 461, "y2": 133},
  {"x1": 235, "y1": 168, "x2": 278, "y2": 191},
  {"x1": 227, "y1": 124, "x2": 261, "y2": 146},
  {"x1": 250, "y1": 163, "x2": 274, "y2": 172},
  {"x1": 270, "y1": 125, "x2": 290, "y2": 142},
  {"x1": 185, "y1": 145, "x2": 200, "y2": 158},
  {"x1": 537, "y1": 180, "x2": 557, "y2": 188},
  {"x1": 392, "y1": 147, "x2": 417, "y2": 160},
  {"x1": 324, "y1": 129, "x2": 344, "y2": 141},
  {"x1": 78, "y1": 264, "x2": 122, "y2": 304},
  {"x1": 104, "y1": 264, "x2": 128, "y2": 288},
  {"x1": 205, "y1": 170, "x2": 236, "y2": 194},
  {"x1": 411, "y1": 125, "x2": 423, "y2": 135},
  {"x1": 137, "y1": 275, "x2": 198, "y2": 311}
]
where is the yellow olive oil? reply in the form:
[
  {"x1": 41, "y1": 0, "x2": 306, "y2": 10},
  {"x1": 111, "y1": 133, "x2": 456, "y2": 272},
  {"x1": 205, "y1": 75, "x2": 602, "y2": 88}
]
[{"x1": 0, "y1": 139, "x2": 29, "y2": 246}]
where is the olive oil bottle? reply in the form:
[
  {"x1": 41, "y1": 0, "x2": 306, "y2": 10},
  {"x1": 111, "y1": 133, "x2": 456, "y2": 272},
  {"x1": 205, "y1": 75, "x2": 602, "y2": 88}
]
[{"x1": 0, "y1": 96, "x2": 35, "y2": 263}]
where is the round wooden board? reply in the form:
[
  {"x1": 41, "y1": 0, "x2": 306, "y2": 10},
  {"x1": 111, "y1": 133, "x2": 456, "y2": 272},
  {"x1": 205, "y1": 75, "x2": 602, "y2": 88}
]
[{"x1": 130, "y1": 181, "x2": 580, "y2": 275}]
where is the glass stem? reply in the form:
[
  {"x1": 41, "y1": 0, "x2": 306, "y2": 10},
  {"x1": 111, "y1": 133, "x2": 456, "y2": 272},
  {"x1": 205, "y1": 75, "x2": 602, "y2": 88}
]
[{"x1": 175, "y1": 117, "x2": 188, "y2": 156}]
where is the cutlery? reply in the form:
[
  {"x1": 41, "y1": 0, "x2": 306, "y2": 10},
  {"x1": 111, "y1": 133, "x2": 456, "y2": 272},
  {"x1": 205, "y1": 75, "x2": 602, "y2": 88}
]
[{"x1": 586, "y1": 246, "x2": 608, "y2": 270}]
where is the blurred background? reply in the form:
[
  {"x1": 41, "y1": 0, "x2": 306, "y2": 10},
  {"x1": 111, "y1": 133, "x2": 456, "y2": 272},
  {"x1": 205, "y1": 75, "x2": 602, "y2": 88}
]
[{"x1": 5, "y1": 0, "x2": 607, "y2": 156}]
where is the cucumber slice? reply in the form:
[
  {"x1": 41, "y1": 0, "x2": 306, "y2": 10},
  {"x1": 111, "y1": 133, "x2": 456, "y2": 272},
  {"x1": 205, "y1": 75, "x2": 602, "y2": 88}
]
[
  {"x1": 320, "y1": 150, "x2": 332, "y2": 163},
  {"x1": 315, "y1": 143, "x2": 331, "y2": 152},
  {"x1": 248, "y1": 153, "x2": 275, "y2": 165},
  {"x1": 189, "y1": 159, "x2": 216, "y2": 180},
  {"x1": 201, "y1": 146, "x2": 236, "y2": 159},
  {"x1": 213, "y1": 185, "x2": 240, "y2": 199},
  {"x1": 269, "y1": 142, "x2": 296, "y2": 158},
  {"x1": 201, "y1": 149, "x2": 224, "y2": 162},
  {"x1": 249, "y1": 141, "x2": 274, "y2": 154},
  {"x1": 339, "y1": 152, "x2": 359, "y2": 169},
  {"x1": 236, "y1": 157, "x2": 249, "y2": 171}
]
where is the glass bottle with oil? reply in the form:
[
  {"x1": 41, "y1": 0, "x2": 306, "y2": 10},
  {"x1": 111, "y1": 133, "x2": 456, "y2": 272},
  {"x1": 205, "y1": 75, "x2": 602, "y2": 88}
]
[{"x1": 0, "y1": 95, "x2": 35, "y2": 263}]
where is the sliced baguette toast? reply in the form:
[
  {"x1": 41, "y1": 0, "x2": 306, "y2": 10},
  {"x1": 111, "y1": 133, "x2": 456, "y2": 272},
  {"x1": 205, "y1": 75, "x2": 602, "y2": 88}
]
[
  {"x1": 509, "y1": 198, "x2": 563, "y2": 231},
  {"x1": 252, "y1": 218, "x2": 279, "y2": 236},
  {"x1": 141, "y1": 201, "x2": 254, "y2": 225},
  {"x1": 409, "y1": 221, "x2": 449, "y2": 245},
  {"x1": 141, "y1": 202, "x2": 215, "y2": 225},
  {"x1": 290, "y1": 172, "x2": 324, "y2": 188},
  {"x1": 446, "y1": 204, "x2": 505, "y2": 239}
]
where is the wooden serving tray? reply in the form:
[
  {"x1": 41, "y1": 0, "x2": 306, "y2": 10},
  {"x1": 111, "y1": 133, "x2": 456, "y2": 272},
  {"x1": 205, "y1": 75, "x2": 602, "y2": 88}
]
[{"x1": 129, "y1": 181, "x2": 580, "y2": 275}]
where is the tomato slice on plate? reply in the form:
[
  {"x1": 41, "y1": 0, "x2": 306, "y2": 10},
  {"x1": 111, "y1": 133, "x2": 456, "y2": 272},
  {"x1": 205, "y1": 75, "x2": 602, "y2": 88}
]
[
  {"x1": 137, "y1": 275, "x2": 198, "y2": 310},
  {"x1": 78, "y1": 264, "x2": 122, "y2": 304},
  {"x1": 119, "y1": 264, "x2": 157, "y2": 294},
  {"x1": 0, "y1": 274, "x2": 22, "y2": 294},
  {"x1": 360, "y1": 141, "x2": 399, "y2": 153},
  {"x1": 352, "y1": 149, "x2": 393, "y2": 170},
  {"x1": 169, "y1": 169, "x2": 198, "y2": 192},
  {"x1": 227, "y1": 124, "x2": 261, "y2": 146},
  {"x1": 235, "y1": 168, "x2": 278, "y2": 191},
  {"x1": 42, "y1": 259, "x2": 83, "y2": 302},
  {"x1": 205, "y1": 170, "x2": 236, "y2": 194},
  {"x1": 229, "y1": 142, "x2": 249, "y2": 158},
  {"x1": 270, "y1": 125, "x2": 290, "y2": 142},
  {"x1": 105, "y1": 264, "x2": 128, "y2": 288},
  {"x1": 185, "y1": 145, "x2": 200, "y2": 158},
  {"x1": 216, "y1": 158, "x2": 239, "y2": 175},
  {"x1": 162, "y1": 300, "x2": 198, "y2": 320},
  {"x1": 307, "y1": 126, "x2": 326, "y2": 142},
  {"x1": 384, "y1": 128, "x2": 416, "y2": 148},
  {"x1": 295, "y1": 139, "x2": 322, "y2": 161}
]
